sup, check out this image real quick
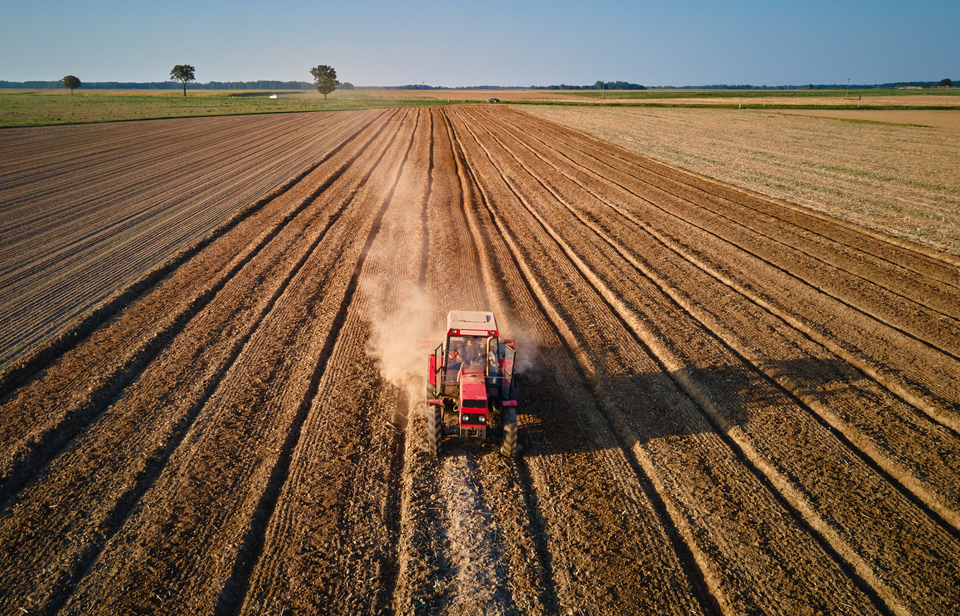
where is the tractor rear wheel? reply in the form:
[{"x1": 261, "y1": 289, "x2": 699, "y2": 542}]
[
  {"x1": 500, "y1": 407, "x2": 517, "y2": 456},
  {"x1": 427, "y1": 403, "x2": 442, "y2": 457}
]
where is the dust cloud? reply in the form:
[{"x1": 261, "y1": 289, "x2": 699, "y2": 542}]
[
  {"x1": 361, "y1": 269, "x2": 541, "y2": 418},
  {"x1": 362, "y1": 280, "x2": 441, "y2": 416},
  {"x1": 504, "y1": 322, "x2": 539, "y2": 377}
]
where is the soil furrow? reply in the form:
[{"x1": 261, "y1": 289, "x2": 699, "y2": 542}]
[
  {"x1": 0, "y1": 112, "x2": 394, "y2": 508},
  {"x1": 0, "y1": 110, "x2": 385, "y2": 386},
  {"x1": 56, "y1": 111, "x2": 416, "y2": 615},
  {"x1": 441, "y1": 107, "x2": 563, "y2": 615},
  {"x1": 497, "y1": 109, "x2": 960, "y2": 427},
  {"x1": 450, "y1": 107, "x2": 729, "y2": 615},
  {"x1": 232, "y1": 108, "x2": 425, "y2": 616},
  {"x1": 455, "y1": 106, "x2": 888, "y2": 614},
  {"x1": 483, "y1": 108, "x2": 960, "y2": 523},
  {"x1": 0, "y1": 112, "x2": 405, "y2": 613},
  {"x1": 0, "y1": 111, "x2": 379, "y2": 370},
  {"x1": 2, "y1": 105, "x2": 956, "y2": 616},
  {"x1": 401, "y1": 108, "x2": 553, "y2": 615},
  {"x1": 391, "y1": 108, "x2": 510, "y2": 615},
  {"x1": 508, "y1": 107, "x2": 960, "y2": 285},
  {"x1": 469, "y1": 106, "x2": 960, "y2": 614},
  {"x1": 494, "y1": 109, "x2": 960, "y2": 336}
]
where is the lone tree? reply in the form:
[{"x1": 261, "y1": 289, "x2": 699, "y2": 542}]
[
  {"x1": 170, "y1": 65, "x2": 196, "y2": 97},
  {"x1": 941, "y1": 78, "x2": 953, "y2": 87},
  {"x1": 62, "y1": 75, "x2": 81, "y2": 94},
  {"x1": 310, "y1": 65, "x2": 340, "y2": 100}
]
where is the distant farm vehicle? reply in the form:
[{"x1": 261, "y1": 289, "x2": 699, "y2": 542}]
[{"x1": 425, "y1": 311, "x2": 519, "y2": 456}]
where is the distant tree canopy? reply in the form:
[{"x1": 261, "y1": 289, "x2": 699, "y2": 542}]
[
  {"x1": 942, "y1": 78, "x2": 953, "y2": 87},
  {"x1": 310, "y1": 65, "x2": 340, "y2": 99},
  {"x1": 533, "y1": 81, "x2": 645, "y2": 90},
  {"x1": 340, "y1": 82, "x2": 355, "y2": 90},
  {"x1": 593, "y1": 80, "x2": 647, "y2": 90},
  {"x1": 170, "y1": 65, "x2": 196, "y2": 97},
  {"x1": 62, "y1": 75, "x2": 81, "y2": 94}
]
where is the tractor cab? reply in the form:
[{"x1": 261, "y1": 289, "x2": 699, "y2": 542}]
[{"x1": 429, "y1": 311, "x2": 515, "y2": 399}]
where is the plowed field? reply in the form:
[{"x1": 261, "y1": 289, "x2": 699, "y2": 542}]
[{"x1": 1, "y1": 106, "x2": 959, "y2": 615}]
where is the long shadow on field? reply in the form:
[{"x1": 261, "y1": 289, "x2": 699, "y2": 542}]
[
  {"x1": 516, "y1": 352, "x2": 863, "y2": 452},
  {"x1": 491, "y1": 350, "x2": 860, "y2": 614}
]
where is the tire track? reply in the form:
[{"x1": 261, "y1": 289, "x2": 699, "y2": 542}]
[
  {"x1": 440, "y1": 107, "x2": 561, "y2": 614},
  {"x1": 448, "y1": 107, "x2": 719, "y2": 615},
  {"x1": 0, "y1": 111, "x2": 404, "y2": 614},
  {"x1": 453, "y1": 106, "x2": 889, "y2": 615},
  {"x1": 391, "y1": 108, "x2": 511, "y2": 615},
  {"x1": 0, "y1": 111, "x2": 394, "y2": 511},
  {"x1": 465, "y1": 107, "x2": 960, "y2": 614},
  {"x1": 487, "y1": 108, "x2": 960, "y2": 428},
  {"x1": 481, "y1": 107, "x2": 960, "y2": 523}
]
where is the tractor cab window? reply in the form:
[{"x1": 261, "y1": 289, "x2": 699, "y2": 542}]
[
  {"x1": 486, "y1": 337, "x2": 500, "y2": 380},
  {"x1": 500, "y1": 342, "x2": 516, "y2": 399},
  {"x1": 445, "y1": 336, "x2": 466, "y2": 380},
  {"x1": 461, "y1": 337, "x2": 484, "y2": 367}
]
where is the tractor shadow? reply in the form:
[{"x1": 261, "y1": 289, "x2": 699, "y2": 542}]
[
  {"x1": 494, "y1": 353, "x2": 863, "y2": 615},
  {"x1": 513, "y1": 353, "x2": 863, "y2": 455}
]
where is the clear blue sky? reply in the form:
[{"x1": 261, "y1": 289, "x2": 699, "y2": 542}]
[{"x1": 2, "y1": 0, "x2": 957, "y2": 86}]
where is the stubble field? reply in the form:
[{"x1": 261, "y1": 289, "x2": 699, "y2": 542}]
[
  {"x1": 1, "y1": 106, "x2": 959, "y2": 615},
  {"x1": 520, "y1": 105, "x2": 960, "y2": 255}
]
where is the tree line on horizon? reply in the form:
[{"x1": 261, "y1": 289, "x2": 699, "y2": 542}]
[
  {"x1": 2, "y1": 78, "x2": 954, "y2": 92},
  {"x1": 2, "y1": 79, "x2": 316, "y2": 90}
]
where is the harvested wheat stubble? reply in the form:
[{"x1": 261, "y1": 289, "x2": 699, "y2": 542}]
[
  {"x1": 1, "y1": 105, "x2": 958, "y2": 615},
  {"x1": 521, "y1": 104, "x2": 960, "y2": 257}
]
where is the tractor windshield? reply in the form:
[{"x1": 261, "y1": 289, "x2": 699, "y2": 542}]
[{"x1": 446, "y1": 336, "x2": 486, "y2": 381}]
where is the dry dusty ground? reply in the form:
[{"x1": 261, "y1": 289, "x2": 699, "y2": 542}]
[
  {"x1": 0, "y1": 111, "x2": 381, "y2": 369},
  {"x1": 775, "y1": 109, "x2": 960, "y2": 130},
  {"x1": 521, "y1": 105, "x2": 960, "y2": 256},
  {"x1": 1, "y1": 106, "x2": 959, "y2": 615}
]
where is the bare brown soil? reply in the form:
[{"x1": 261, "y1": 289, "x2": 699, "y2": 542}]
[
  {"x1": 776, "y1": 109, "x2": 960, "y2": 130},
  {"x1": 1, "y1": 106, "x2": 959, "y2": 615},
  {"x1": 0, "y1": 110, "x2": 383, "y2": 370}
]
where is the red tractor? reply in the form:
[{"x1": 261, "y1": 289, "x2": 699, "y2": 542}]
[{"x1": 425, "y1": 311, "x2": 519, "y2": 456}]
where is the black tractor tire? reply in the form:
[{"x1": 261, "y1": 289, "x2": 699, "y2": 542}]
[
  {"x1": 427, "y1": 403, "x2": 443, "y2": 457},
  {"x1": 500, "y1": 407, "x2": 518, "y2": 457}
]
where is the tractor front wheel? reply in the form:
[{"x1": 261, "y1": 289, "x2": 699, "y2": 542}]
[
  {"x1": 500, "y1": 407, "x2": 518, "y2": 456},
  {"x1": 427, "y1": 403, "x2": 442, "y2": 457}
]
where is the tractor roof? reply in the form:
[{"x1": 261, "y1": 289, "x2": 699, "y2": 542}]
[{"x1": 446, "y1": 311, "x2": 498, "y2": 337}]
